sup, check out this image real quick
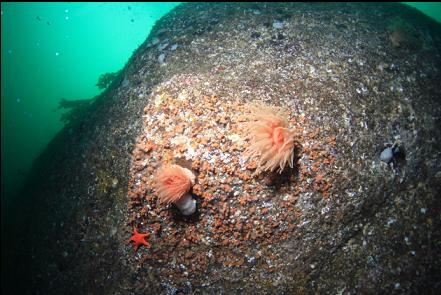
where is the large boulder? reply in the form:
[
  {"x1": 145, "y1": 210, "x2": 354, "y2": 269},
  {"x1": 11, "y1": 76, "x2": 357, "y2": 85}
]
[{"x1": 5, "y1": 3, "x2": 440, "y2": 294}]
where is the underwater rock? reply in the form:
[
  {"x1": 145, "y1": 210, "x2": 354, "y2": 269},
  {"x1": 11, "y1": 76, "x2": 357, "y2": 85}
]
[{"x1": 7, "y1": 3, "x2": 441, "y2": 295}]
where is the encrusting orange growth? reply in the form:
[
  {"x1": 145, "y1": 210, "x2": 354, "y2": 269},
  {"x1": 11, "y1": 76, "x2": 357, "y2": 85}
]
[
  {"x1": 243, "y1": 102, "x2": 296, "y2": 173},
  {"x1": 154, "y1": 164, "x2": 197, "y2": 215},
  {"x1": 128, "y1": 81, "x2": 336, "y2": 279}
]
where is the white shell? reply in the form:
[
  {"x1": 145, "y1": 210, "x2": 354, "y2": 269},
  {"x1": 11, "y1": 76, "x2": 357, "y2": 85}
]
[{"x1": 174, "y1": 193, "x2": 196, "y2": 215}]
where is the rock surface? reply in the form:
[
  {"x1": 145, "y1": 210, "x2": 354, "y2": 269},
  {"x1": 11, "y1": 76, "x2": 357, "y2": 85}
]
[{"x1": 4, "y1": 3, "x2": 441, "y2": 295}]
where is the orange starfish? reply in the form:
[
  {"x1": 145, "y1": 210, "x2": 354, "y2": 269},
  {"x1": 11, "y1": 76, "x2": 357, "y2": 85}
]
[{"x1": 128, "y1": 226, "x2": 151, "y2": 251}]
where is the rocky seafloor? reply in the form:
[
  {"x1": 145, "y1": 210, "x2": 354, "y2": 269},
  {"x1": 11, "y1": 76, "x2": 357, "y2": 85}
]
[{"x1": 4, "y1": 2, "x2": 441, "y2": 295}]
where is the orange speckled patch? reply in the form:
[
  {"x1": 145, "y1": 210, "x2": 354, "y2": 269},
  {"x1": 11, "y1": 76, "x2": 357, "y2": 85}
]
[{"x1": 126, "y1": 74, "x2": 336, "y2": 284}]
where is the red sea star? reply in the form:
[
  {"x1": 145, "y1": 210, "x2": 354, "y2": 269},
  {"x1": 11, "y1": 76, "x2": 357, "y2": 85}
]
[{"x1": 128, "y1": 227, "x2": 151, "y2": 251}]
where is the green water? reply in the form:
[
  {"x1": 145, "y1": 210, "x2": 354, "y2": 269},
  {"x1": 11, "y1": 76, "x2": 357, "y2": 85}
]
[
  {"x1": 0, "y1": 2, "x2": 440, "y2": 215},
  {"x1": 1, "y1": 2, "x2": 180, "y2": 210}
]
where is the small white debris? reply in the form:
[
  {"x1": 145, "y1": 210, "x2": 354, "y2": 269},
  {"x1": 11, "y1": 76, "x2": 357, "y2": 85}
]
[
  {"x1": 386, "y1": 218, "x2": 396, "y2": 227},
  {"x1": 273, "y1": 20, "x2": 284, "y2": 29},
  {"x1": 158, "y1": 43, "x2": 169, "y2": 51},
  {"x1": 151, "y1": 37, "x2": 160, "y2": 45},
  {"x1": 158, "y1": 53, "x2": 165, "y2": 64},
  {"x1": 247, "y1": 256, "x2": 256, "y2": 263},
  {"x1": 207, "y1": 249, "x2": 213, "y2": 258}
]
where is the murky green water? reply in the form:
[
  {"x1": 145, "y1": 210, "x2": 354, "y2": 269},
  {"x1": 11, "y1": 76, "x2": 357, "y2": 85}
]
[{"x1": 1, "y1": 2, "x2": 180, "y2": 207}]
